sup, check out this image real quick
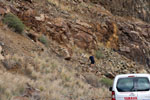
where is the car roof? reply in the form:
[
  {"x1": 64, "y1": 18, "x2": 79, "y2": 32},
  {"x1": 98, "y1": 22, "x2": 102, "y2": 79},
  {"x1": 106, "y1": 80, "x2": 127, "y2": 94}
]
[{"x1": 115, "y1": 74, "x2": 150, "y2": 79}]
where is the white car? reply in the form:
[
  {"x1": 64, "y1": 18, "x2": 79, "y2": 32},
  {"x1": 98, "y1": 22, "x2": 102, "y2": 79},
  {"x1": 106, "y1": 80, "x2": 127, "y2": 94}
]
[{"x1": 109, "y1": 74, "x2": 150, "y2": 100}]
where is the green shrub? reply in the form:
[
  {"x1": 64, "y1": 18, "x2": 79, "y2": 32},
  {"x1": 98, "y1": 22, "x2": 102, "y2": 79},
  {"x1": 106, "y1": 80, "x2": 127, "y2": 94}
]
[
  {"x1": 39, "y1": 35, "x2": 48, "y2": 45},
  {"x1": 3, "y1": 13, "x2": 25, "y2": 33},
  {"x1": 100, "y1": 77, "x2": 113, "y2": 87},
  {"x1": 95, "y1": 50, "x2": 103, "y2": 59}
]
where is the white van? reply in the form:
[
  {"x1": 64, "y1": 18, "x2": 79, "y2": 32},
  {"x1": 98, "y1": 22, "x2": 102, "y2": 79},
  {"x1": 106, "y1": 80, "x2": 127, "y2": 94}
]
[{"x1": 109, "y1": 74, "x2": 150, "y2": 100}]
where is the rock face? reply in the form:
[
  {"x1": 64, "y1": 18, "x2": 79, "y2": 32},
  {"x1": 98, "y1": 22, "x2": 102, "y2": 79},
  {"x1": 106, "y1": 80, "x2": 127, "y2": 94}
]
[
  {"x1": 117, "y1": 20, "x2": 150, "y2": 66},
  {"x1": 88, "y1": 0, "x2": 150, "y2": 23}
]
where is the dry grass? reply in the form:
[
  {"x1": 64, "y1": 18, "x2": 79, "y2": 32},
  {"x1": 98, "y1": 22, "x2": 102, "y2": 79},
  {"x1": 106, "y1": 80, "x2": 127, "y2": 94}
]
[{"x1": 0, "y1": 50, "x2": 110, "y2": 100}]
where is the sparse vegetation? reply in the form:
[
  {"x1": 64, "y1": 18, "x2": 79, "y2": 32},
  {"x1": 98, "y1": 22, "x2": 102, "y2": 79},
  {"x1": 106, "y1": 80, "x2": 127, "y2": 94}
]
[
  {"x1": 100, "y1": 77, "x2": 113, "y2": 87},
  {"x1": 95, "y1": 49, "x2": 104, "y2": 59},
  {"x1": 39, "y1": 35, "x2": 48, "y2": 45},
  {"x1": 2, "y1": 13, "x2": 25, "y2": 33}
]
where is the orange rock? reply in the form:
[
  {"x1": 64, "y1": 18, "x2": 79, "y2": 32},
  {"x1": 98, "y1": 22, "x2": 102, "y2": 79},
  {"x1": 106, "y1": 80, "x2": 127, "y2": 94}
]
[
  {"x1": 74, "y1": 32, "x2": 93, "y2": 49},
  {"x1": 0, "y1": 7, "x2": 6, "y2": 16}
]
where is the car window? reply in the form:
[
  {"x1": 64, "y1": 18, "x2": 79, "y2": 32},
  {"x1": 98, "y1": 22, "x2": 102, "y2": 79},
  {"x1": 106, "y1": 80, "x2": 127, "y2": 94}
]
[
  {"x1": 117, "y1": 78, "x2": 134, "y2": 92},
  {"x1": 136, "y1": 77, "x2": 150, "y2": 91},
  {"x1": 117, "y1": 77, "x2": 150, "y2": 92}
]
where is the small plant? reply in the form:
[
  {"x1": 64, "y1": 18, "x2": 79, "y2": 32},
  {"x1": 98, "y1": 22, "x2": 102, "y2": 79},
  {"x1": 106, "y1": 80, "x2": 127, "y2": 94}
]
[
  {"x1": 3, "y1": 13, "x2": 25, "y2": 33},
  {"x1": 95, "y1": 50, "x2": 103, "y2": 59},
  {"x1": 39, "y1": 35, "x2": 48, "y2": 45},
  {"x1": 100, "y1": 77, "x2": 113, "y2": 87}
]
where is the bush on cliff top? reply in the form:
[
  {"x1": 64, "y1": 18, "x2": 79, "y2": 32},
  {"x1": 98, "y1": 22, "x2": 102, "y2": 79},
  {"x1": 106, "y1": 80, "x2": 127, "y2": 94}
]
[{"x1": 3, "y1": 13, "x2": 25, "y2": 33}]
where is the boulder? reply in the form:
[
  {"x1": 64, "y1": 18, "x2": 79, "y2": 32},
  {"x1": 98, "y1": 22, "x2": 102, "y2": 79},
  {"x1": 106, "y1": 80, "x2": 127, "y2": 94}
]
[
  {"x1": 104, "y1": 72, "x2": 115, "y2": 79},
  {"x1": 120, "y1": 46, "x2": 130, "y2": 52},
  {"x1": 74, "y1": 32, "x2": 93, "y2": 49},
  {"x1": 53, "y1": 17, "x2": 65, "y2": 27},
  {"x1": 64, "y1": 48, "x2": 72, "y2": 60},
  {"x1": 35, "y1": 14, "x2": 45, "y2": 22},
  {"x1": 53, "y1": 45, "x2": 72, "y2": 60}
]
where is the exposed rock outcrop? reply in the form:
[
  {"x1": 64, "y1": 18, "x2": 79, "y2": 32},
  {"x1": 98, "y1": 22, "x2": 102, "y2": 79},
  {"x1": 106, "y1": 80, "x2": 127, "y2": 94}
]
[
  {"x1": 117, "y1": 19, "x2": 150, "y2": 65},
  {"x1": 88, "y1": 0, "x2": 150, "y2": 23},
  {"x1": 1, "y1": 0, "x2": 150, "y2": 73}
]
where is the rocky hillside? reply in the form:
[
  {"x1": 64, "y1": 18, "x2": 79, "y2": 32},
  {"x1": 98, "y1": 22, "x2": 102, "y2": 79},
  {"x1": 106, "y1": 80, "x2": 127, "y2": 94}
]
[
  {"x1": 88, "y1": 0, "x2": 150, "y2": 23},
  {"x1": 95, "y1": 0, "x2": 150, "y2": 66},
  {"x1": 0, "y1": 0, "x2": 149, "y2": 72},
  {"x1": 0, "y1": 0, "x2": 150, "y2": 100},
  {"x1": 1, "y1": 0, "x2": 149, "y2": 66},
  {"x1": 0, "y1": 24, "x2": 111, "y2": 100}
]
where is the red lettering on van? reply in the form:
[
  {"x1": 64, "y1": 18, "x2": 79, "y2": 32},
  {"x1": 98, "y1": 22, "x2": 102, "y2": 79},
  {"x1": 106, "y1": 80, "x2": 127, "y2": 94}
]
[{"x1": 124, "y1": 97, "x2": 137, "y2": 100}]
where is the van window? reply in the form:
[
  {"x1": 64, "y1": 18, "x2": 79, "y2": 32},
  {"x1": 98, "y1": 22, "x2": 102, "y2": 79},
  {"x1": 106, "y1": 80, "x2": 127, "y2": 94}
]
[
  {"x1": 117, "y1": 77, "x2": 150, "y2": 92},
  {"x1": 136, "y1": 77, "x2": 150, "y2": 91},
  {"x1": 117, "y1": 78, "x2": 134, "y2": 92}
]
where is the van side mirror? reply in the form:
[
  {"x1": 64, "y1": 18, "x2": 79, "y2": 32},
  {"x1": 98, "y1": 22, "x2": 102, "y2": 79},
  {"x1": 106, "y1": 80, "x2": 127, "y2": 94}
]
[{"x1": 109, "y1": 87, "x2": 112, "y2": 91}]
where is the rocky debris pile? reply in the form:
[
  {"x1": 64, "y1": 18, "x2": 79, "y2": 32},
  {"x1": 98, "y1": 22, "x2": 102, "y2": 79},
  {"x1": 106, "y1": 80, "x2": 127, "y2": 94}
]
[
  {"x1": 96, "y1": 46, "x2": 148, "y2": 78},
  {"x1": 76, "y1": 46, "x2": 148, "y2": 79}
]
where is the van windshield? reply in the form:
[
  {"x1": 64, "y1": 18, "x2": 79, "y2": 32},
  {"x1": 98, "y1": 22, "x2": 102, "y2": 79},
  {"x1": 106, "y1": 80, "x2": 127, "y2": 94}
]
[{"x1": 117, "y1": 77, "x2": 150, "y2": 92}]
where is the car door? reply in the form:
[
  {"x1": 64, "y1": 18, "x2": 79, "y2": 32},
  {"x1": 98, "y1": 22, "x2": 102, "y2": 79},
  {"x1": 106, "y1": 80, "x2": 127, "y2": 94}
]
[{"x1": 115, "y1": 77, "x2": 138, "y2": 100}]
